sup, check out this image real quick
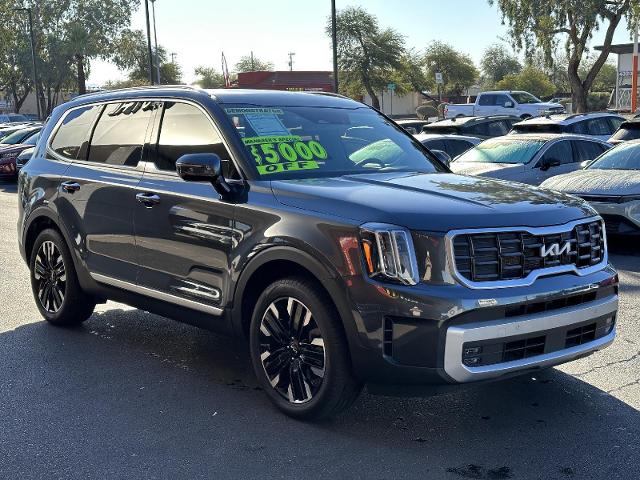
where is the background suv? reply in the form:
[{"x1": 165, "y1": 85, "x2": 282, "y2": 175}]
[
  {"x1": 423, "y1": 115, "x2": 520, "y2": 140},
  {"x1": 18, "y1": 87, "x2": 618, "y2": 419},
  {"x1": 510, "y1": 113, "x2": 626, "y2": 141}
]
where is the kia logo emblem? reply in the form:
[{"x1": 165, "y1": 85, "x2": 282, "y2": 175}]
[{"x1": 541, "y1": 241, "x2": 572, "y2": 258}]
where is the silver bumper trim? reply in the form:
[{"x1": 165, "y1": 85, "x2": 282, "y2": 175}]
[{"x1": 444, "y1": 294, "x2": 618, "y2": 383}]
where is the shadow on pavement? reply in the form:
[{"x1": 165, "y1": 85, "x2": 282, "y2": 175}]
[
  {"x1": 0, "y1": 180, "x2": 17, "y2": 193},
  {"x1": 0, "y1": 308, "x2": 638, "y2": 479}
]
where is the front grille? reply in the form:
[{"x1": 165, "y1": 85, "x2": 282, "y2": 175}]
[
  {"x1": 453, "y1": 220, "x2": 604, "y2": 283},
  {"x1": 565, "y1": 323, "x2": 596, "y2": 347}
]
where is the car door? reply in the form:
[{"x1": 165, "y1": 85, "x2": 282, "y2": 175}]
[
  {"x1": 475, "y1": 94, "x2": 495, "y2": 116},
  {"x1": 55, "y1": 101, "x2": 156, "y2": 283},
  {"x1": 134, "y1": 100, "x2": 240, "y2": 318},
  {"x1": 529, "y1": 139, "x2": 574, "y2": 184}
]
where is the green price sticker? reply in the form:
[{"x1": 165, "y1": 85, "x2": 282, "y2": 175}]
[{"x1": 244, "y1": 137, "x2": 328, "y2": 175}]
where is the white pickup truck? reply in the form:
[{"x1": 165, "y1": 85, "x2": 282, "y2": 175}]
[{"x1": 444, "y1": 91, "x2": 565, "y2": 120}]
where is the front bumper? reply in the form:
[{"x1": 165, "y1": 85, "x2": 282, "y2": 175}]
[
  {"x1": 344, "y1": 264, "x2": 618, "y2": 387},
  {"x1": 591, "y1": 200, "x2": 640, "y2": 235}
]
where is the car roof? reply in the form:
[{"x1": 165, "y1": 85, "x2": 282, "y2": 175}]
[
  {"x1": 429, "y1": 115, "x2": 520, "y2": 126},
  {"x1": 414, "y1": 133, "x2": 481, "y2": 143},
  {"x1": 64, "y1": 86, "x2": 363, "y2": 110},
  {"x1": 488, "y1": 133, "x2": 610, "y2": 143},
  {"x1": 514, "y1": 112, "x2": 624, "y2": 126}
]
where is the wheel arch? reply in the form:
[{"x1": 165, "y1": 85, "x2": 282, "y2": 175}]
[{"x1": 231, "y1": 246, "x2": 358, "y2": 351}]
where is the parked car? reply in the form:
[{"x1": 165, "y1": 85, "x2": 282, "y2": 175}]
[
  {"x1": 608, "y1": 118, "x2": 640, "y2": 145},
  {"x1": 0, "y1": 113, "x2": 29, "y2": 124},
  {"x1": 0, "y1": 126, "x2": 41, "y2": 146},
  {"x1": 0, "y1": 131, "x2": 40, "y2": 179},
  {"x1": 394, "y1": 119, "x2": 430, "y2": 134},
  {"x1": 422, "y1": 115, "x2": 520, "y2": 140},
  {"x1": 450, "y1": 134, "x2": 611, "y2": 185},
  {"x1": 541, "y1": 140, "x2": 640, "y2": 235},
  {"x1": 414, "y1": 133, "x2": 481, "y2": 160},
  {"x1": 0, "y1": 125, "x2": 29, "y2": 141},
  {"x1": 510, "y1": 113, "x2": 625, "y2": 142},
  {"x1": 18, "y1": 87, "x2": 618, "y2": 419},
  {"x1": 15, "y1": 146, "x2": 35, "y2": 172},
  {"x1": 444, "y1": 91, "x2": 565, "y2": 119}
]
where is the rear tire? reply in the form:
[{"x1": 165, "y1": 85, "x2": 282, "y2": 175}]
[
  {"x1": 29, "y1": 229, "x2": 95, "y2": 326},
  {"x1": 249, "y1": 277, "x2": 362, "y2": 420}
]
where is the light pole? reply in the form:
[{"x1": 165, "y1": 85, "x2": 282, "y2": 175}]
[
  {"x1": 13, "y1": 7, "x2": 41, "y2": 120},
  {"x1": 144, "y1": 0, "x2": 154, "y2": 84},
  {"x1": 150, "y1": 0, "x2": 161, "y2": 85},
  {"x1": 288, "y1": 52, "x2": 296, "y2": 71},
  {"x1": 331, "y1": 0, "x2": 338, "y2": 93}
]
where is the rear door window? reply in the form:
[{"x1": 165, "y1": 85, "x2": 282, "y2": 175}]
[
  {"x1": 487, "y1": 120, "x2": 509, "y2": 136},
  {"x1": 50, "y1": 105, "x2": 102, "y2": 160},
  {"x1": 587, "y1": 118, "x2": 613, "y2": 136},
  {"x1": 87, "y1": 102, "x2": 155, "y2": 166},
  {"x1": 478, "y1": 95, "x2": 495, "y2": 106},
  {"x1": 445, "y1": 139, "x2": 474, "y2": 157},
  {"x1": 464, "y1": 123, "x2": 489, "y2": 136},
  {"x1": 567, "y1": 121, "x2": 587, "y2": 135}
]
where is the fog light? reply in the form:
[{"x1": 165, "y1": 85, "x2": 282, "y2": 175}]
[
  {"x1": 463, "y1": 346, "x2": 482, "y2": 357},
  {"x1": 604, "y1": 316, "x2": 615, "y2": 334},
  {"x1": 463, "y1": 357, "x2": 481, "y2": 366}
]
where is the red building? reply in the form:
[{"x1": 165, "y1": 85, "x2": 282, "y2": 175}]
[{"x1": 235, "y1": 71, "x2": 334, "y2": 92}]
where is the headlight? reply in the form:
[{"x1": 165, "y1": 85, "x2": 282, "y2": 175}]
[{"x1": 360, "y1": 223, "x2": 419, "y2": 285}]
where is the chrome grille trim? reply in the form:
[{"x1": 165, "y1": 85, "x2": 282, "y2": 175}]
[{"x1": 445, "y1": 216, "x2": 608, "y2": 289}]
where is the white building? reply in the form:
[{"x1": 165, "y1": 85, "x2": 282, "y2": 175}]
[{"x1": 596, "y1": 42, "x2": 639, "y2": 111}]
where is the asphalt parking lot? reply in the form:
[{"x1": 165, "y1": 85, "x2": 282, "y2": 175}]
[{"x1": 0, "y1": 180, "x2": 638, "y2": 480}]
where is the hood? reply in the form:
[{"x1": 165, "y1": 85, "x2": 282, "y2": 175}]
[
  {"x1": 271, "y1": 172, "x2": 594, "y2": 232},
  {"x1": 541, "y1": 169, "x2": 640, "y2": 196},
  {"x1": 449, "y1": 161, "x2": 526, "y2": 180}
]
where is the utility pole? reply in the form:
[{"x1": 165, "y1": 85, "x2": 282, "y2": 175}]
[
  {"x1": 288, "y1": 52, "x2": 296, "y2": 71},
  {"x1": 144, "y1": 0, "x2": 154, "y2": 84},
  {"x1": 331, "y1": 0, "x2": 339, "y2": 93},
  {"x1": 251, "y1": 51, "x2": 255, "y2": 70},
  {"x1": 13, "y1": 8, "x2": 41, "y2": 120},
  {"x1": 171, "y1": 52, "x2": 177, "y2": 64},
  {"x1": 632, "y1": 26, "x2": 639, "y2": 113},
  {"x1": 150, "y1": 0, "x2": 161, "y2": 85}
]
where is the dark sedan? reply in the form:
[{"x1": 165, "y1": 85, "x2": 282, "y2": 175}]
[{"x1": 0, "y1": 131, "x2": 40, "y2": 179}]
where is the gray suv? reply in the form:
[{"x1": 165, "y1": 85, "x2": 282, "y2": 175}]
[{"x1": 17, "y1": 87, "x2": 618, "y2": 419}]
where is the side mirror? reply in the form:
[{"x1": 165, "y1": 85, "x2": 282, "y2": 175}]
[
  {"x1": 176, "y1": 153, "x2": 232, "y2": 195},
  {"x1": 431, "y1": 149, "x2": 452, "y2": 167},
  {"x1": 504, "y1": 101, "x2": 514, "y2": 108},
  {"x1": 539, "y1": 157, "x2": 561, "y2": 171}
]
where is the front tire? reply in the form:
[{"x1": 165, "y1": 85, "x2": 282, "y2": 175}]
[
  {"x1": 249, "y1": 277, "x2": 362, "y2": 420},
  {"x1": 29, "y1": 229, "x2": 95, "y2": 326}
]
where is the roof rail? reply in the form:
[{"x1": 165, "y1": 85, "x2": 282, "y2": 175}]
[{"x1": 76, "y1": 84, "x2": 200, "y2": 98}]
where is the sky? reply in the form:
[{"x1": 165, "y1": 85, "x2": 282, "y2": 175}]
[{"x1": 88, "y1": 0, "x2": 637, "y2": 87}]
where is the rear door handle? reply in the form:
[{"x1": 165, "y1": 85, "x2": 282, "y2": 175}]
[
  {"x1": 60, "y1": 181, "x2": 81, "y2": 193},
  {"x1": 136, "y1": 192, "x2": 161, "y2": 207}
]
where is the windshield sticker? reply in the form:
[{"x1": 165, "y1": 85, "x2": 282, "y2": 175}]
[
  {"x1": 224, "y1": 107, "x2": 284, "y2": 115},
  {"x1": 245, "y1": 138, "x2": 328, "y2": 175},
  {"x1": 243, "y1": 135, "x2": 301, "y2": 145},
  {"x1": 244, "y1": 113, "x2": 290, "y2": 137}
]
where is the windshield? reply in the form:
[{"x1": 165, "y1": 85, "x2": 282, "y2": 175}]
[
  {"x1": 510, "y1": 92, "x2": 542, "y2": 104},
  {"x1": 609, "y1": 124, "x2": 640, "y2": 142},
  {"x1": 588, "y1": 143, "x2": 640, "y2": 170},
  {"x1": 224, "y1": 105, "x2": 443, "y2": 179},
  {"x1": 454, "y1": 138, "x2": 546, "y2": 164},
  {"x1": 0, "y1": 129, "x2": 34, "y2": 145}
]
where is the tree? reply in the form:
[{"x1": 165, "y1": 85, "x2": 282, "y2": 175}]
[
  {"x1": 480, "y1": 44, "x2": 521, "y2": 87},
  {"x1": 111, "y1": 29, "x2": 182, "y2": 85},
  {"x1": 329, "y1": 6, "x2": 405, "y2": 109},
  {"x1": 423, "y1": 41, "x2": 478, "y2": 96},
  {"x1": 193, "y1": 67, "x2": 226, "y2": 88},
  {"x1": 496, "y1": 65, "x2": 556, "y2": 97},
  {"x1": 234, "y1": 54, "x2": 274, "y2": 73},
  {"x1": 489, "y1": 0, "x2": 640, "y2": 112}
]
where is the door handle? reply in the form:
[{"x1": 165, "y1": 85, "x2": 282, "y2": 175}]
[
  {"x1": 60, "y1": 181, "x2": 81, "y2": 193},
  {"x1": 136, "y1": 192, "x2": 161, "y2": 207}
]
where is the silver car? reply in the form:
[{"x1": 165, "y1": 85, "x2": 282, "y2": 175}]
[
  {"x1": 450, "y1": 134, "x2": 611, "y2": 185},
  {"x1": 541, "y1": 140, "x2": 640, "y2": 235}
]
